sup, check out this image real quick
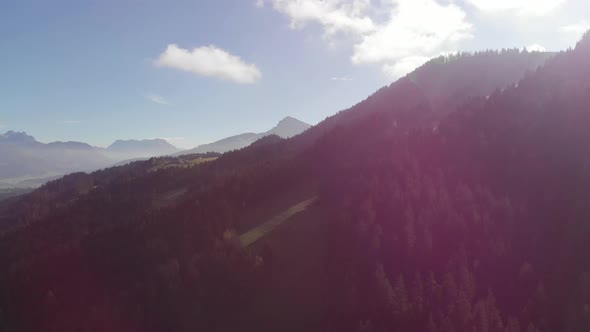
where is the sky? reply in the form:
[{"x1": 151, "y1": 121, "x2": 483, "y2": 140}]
[{"x1": 0, "y1": 0, "x2": 588, "y2": 149}]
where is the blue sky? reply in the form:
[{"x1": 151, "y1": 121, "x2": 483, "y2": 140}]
[{"x1": 0, "y1": 0, "x2": 588, "y2": 148}]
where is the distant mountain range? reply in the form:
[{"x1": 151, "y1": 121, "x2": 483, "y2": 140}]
[
  {"x1": 0, "y1": 132, "x2": 180, "y2": 188},
  {"x1": 0, "y1": 131, "x2": 38, "y2": 145},
  {"x1": 0, "y1": 116, "x2": 310, "y2": 188},
  {"x1": 175, "y1": 116, "x2": 311, "y2": 155}
]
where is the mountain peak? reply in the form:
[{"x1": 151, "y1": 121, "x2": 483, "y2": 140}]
[
  {"x1": 267, "y1": 116, "x2": 311, "y2": 138},
  {"x1": 0, "y1": 131, "x2": 38, "y2": 145},
  {"x1": 175, "y1": 116, "x2": 311, "y2": 155},
  {"x1": 278, "y1": 116, "x2": 298, "y2": 123}
]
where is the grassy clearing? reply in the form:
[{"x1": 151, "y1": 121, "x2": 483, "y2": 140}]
[
  {"x1": 152, "y1": 188, "x2": 189, "y2": 209},
  {"x1": 238, "y1": 196, "x2": 318, "y2": 247},
  {"x1": 220, "y1": 204, "x2": 329, "y2": 332}
]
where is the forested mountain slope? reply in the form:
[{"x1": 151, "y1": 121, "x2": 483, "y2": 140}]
[
  {"x1": 0, "y1": 36, "x2": 589, "y2": 332},
  {"x1": 293, "y1": 49, "x2": 552, "y2": 149},
  {"x1": 307, "y1": 35, "x2": 590, "y2": 332}
]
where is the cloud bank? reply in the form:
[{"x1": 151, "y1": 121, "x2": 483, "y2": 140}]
[
  {"x1": 351, "y1": 0, "x2": 472, "y2": 78},
  {"x1": 154, "y1": 44, "x2": 262, "y2": 84},
  {"x1": 264, "y1": 0, "x2": 572, "y2": 78},
  {"x1": 271, "y1": 0, "x2": 375, "y2": 36},
  {"x1": 266, "y1": 0, "x2": 472, "y2": 78}
]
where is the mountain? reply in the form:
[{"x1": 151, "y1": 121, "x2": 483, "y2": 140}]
[
  {"x1": 176, "y1": 116, "x2": 310, "y2": 155},
  {"x1": 0, "y1": 131, "x2": 38, "y2": 145},
  {"x1": 292, "y1": 49, "x2": 553, "y2": 149},
  {"x1": 266, "y1": 116, "x2": 311, "y2": 137},
  {"x1": 2, "y1": 38, "x2": 590, "y2": 332},
  {"x1": 0, "y1": 133, "x2": 181, "y2": 188},
  {"x1": 0, "y1": 132, "x2": 115, "y2": 188},
  {"x1": 178, "y1": 133, "x2": 259, "y2": 155},
  {"x1": 46, "y1": 141, "x2": 95, "y2": 150},
  {"x1": 107, "y1": 138, "x2": 180, "y2": 158}
]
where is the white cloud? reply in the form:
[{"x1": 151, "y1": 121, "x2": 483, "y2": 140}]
[
  {"x1": 146, "y1": 93, "x2": 170, "y2": 105},
  {"x1": 352, "y1": 0, "x2": 472, "y2": 76},
  {"x1": 560, "y1": 21, "x2": 590, "y2": 45},
  {"x1": 154, "y1": 44, "x2": 262, "y2": 84},
  {"x1": 57, "y1": 120, "x2": 81, "y2": 125},
  {"x1": 255, "y1": 0, "x2": 265, "y2": 8},
  {"x1": 526, "y1": 43, "x2": 546, "y2": 52},
  {"x1": 267, "y1": 0, "x2": 472, "y2": 78},
  {"x1": 465, "y1": 0, "x2": 566, "y2": 16},
  {"x1": 331, "y1": 76, "x2": 353, "y2": 81},
  {"x1": 271, "y1": 0, "x2": 375, "y2": 36},
  {"x1": 561, "y1": 21, "x2": 590, "y2": 35}
]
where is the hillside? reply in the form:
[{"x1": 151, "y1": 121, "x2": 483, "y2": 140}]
[
  {"x1": 1, "y1": 37, "x2": 589, "y2": 332},
  {"x1": 293, "y1": 49, "x2": 553, "y2": 149}
]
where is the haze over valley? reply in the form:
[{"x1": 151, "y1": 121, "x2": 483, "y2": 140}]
[{"x1": 0, "y1": 117, "x2": 310, "y2": 189}]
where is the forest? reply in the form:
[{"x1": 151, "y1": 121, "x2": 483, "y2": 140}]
[{"x1": 0, "y1": 34, "x2": 589, "y2": 332}]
